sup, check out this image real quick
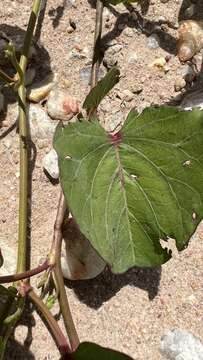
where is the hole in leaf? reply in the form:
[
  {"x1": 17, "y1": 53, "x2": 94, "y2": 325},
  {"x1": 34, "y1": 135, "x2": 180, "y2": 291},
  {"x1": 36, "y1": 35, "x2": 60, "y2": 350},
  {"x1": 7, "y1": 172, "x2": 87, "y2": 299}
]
[
  {"x1": 192, "y1": 212, "x2": 197, "y2": 220},
  {"x1": 160, "y1": 237, "x2": 176, "y2": 255},
  {"x1": 183, "y1": 160, "x2": 191, "y2": 167},
  {"x1": 65, "y1": 155, "x2": 72, "y2": 160},
  {"x1": 130, "y1": 174, "x2": 138, "y2": 180}
]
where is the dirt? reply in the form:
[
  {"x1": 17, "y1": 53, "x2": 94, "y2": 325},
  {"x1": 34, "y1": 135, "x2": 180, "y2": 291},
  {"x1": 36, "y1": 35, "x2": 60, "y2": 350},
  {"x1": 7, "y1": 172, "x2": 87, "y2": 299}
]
[{"x1": 0, "y1": 0, "x2": 203, "y2": 359}]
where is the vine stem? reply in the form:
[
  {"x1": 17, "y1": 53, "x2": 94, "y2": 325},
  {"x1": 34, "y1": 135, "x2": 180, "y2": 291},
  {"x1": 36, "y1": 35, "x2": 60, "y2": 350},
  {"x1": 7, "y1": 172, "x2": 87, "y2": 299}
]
[
  {"x1": 0, "y1": 260, "x2": 50, "y2": 284},
  {"x1": 17, "y1": 0, "x2": 42, "y2": 274},
  {"x1": 52, "y1": 190, "x2": 79, "y2": 351},
  {"x1": 47, "y1": 0, "x2": 104, "y2": 352},
  {"x1": 28, "y1": 288, "x2": 72, "y2": 357},
  {"x1": 90, "y1": 0, "x2": 104, "y2": 89},
  {"x1": 0, "y1": 2, "x2": 42, "y2": 358}
]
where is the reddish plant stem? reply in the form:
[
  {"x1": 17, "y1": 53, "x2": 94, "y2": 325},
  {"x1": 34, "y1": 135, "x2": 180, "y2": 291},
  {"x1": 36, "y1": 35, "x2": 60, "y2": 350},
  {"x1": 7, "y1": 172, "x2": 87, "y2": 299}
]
[
  {"x1": 52, "y1": 190, "x2": 79, "y2": 351},
  {"x1": 0, "y1": 260, "x2": 50, "y2": 284},
  {"x1": 28, "y1": 288, "x2": 72, "y2": 358}
]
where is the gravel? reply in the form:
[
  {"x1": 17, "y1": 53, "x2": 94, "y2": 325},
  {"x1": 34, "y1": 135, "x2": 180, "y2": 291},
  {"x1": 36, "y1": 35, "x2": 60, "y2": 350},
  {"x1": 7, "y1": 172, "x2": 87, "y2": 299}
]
[{"x1": 160, "y1": 329, "x2": 203, "y2": 360}]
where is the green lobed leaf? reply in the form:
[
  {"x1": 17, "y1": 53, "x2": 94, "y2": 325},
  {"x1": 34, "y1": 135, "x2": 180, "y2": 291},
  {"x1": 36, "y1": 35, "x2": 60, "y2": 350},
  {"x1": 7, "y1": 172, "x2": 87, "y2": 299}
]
[
  {"x1": 83, "y1": 67, "x2": 120, "y2": 112},
  {"x1": 54, "y1": 107, "x2": 203, "y2": 273},
  {"x1": 72, "y1": 342, "x2": 133, "y2": 360}
]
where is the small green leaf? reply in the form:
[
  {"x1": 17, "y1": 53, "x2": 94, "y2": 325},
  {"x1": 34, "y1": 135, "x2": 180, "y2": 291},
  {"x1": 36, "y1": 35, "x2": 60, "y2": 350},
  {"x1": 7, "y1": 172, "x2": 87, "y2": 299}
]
[
  {"x1": 54, "y1": 107, "x2": 203, "y2": 273},
  {"x1": 46, "y1": 295, "x2": 56, "y2": 310},
  {"x1": 72, "y1": 342, "x2": 133, "y2": 360},
  {"x1": 83, "y1": 67, "x2": 120, "y2": 112}
]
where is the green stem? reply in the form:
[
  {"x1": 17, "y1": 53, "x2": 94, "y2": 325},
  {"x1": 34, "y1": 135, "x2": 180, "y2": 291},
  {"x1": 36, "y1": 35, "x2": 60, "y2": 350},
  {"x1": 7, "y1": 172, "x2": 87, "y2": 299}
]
[
  {"x1": 53, "y1": 191, "x2": 80, "y2": 351},
  {"x1": 88, "y1": 0, "x2": 103, "y2": 119},
  {"x1": 17, "y1": 0, "x2": 42, "y2": 274},
  {"x1": 0, "y1": 2, "x2": 42, "y2": 359},
  {"x1": 90, "y1": 0, "x2": 103, "y2": 89}
]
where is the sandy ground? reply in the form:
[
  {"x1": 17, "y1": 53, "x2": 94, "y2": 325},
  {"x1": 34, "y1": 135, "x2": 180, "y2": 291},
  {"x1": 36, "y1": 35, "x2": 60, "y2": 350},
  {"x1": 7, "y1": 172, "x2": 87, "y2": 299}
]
[{"x1": 0, "y1": 0, "x2": 203, "y2": 359}]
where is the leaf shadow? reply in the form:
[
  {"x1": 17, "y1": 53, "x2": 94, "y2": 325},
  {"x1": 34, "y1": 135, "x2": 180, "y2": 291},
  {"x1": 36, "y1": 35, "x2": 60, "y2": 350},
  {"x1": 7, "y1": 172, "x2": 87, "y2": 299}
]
[
  {"x1": 101, "y1": 0, "x2": 203, "y2": 61},
  {"x1": 101, "y1": 4, "x2": 177, "y2": 57},
  {"x1": 64, "y1": 265, "x2": 161, "y2": 309},
  {"x1": 5, "y1": 340, "x2": 35, "y2": 360},
  {"x1": 5, "y1": 301, "x2": 36, "y2": 360},
  {"x1": 165, "y1": 1, "x2": 203, "y2": 107},
  {"x1": 88, "y1": 0, "x2": 150, "y2": 14},
  {"x1": 139, "y1": 0, "x2": 150, "y2": 15},
  {"x1": 178, "y1": 0, "x2": 203, "y2": 22},
  {"x1": 48, "y1": 0, "x2": 67, "y2": 29}
]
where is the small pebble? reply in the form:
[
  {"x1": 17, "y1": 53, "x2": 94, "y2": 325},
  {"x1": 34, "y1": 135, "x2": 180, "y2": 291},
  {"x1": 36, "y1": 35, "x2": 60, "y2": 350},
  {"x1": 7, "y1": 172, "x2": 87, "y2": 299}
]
[
  {"x1": 79, "y1": 66, "x2": 104, "y2": 85},
  {"x1": 0, "y1": 240, "x2": 17, "y2": 276},
  {"x1": 174, "y1": 77, "x2": 186, "y2": 91},
  {"x1": 147, "y1": 34, "x2": 160, "y2": 49},
  {"x1": 178, "y1": 20, "x2": 203, "y2": 62},
  {"x1": 42, "y1": 148, "x2": 59, "y2": 179},
  {"x1": 67, "y1": 46, "x2": 90, "y2": 60},
  {"x1": 149, "y1": 57, "x2": 166, "y2": 70},
  {"x1": 107, "y1": 44, "x2": 123, "y2": 56},
  {"x1": 37, "y1": 139, "x2": 48, "y2": 149},
  {"x1": 122, "y1": 89, "x2": 134, "y2": 102},
  {"x1": 27, "y1": 73, "x2": 57, "y2": 102},
  {"x1": 178, "y1": 64, "x2": 195, "y2": 82},
  {"x1": 47, "y1": 89, "x2": 79, "y2": 121},
  {"x1": 66, "y1": 26, "x2": 75, "y2": 34},
  {"x1": 123, "y1": 28, "x2": 134, "y2": 37},
  {"x1": 3, "y1": 138, "x2": 12, "y2": 149},
  {"x1": 127, "y1": 51, "x2": 138, "y2": 64},
  {"x1": 28, "y1": 104, "x2": 57, "y2": 138},
  {"x1": 160, "y1": 329, "x2": 203, "y2": 360},
  {"x1": 130, "y1": 83, "x2": 143, "y2": 94},
  {"x1": 65, "y1": 0, "x2": 76, "y2": 8}
]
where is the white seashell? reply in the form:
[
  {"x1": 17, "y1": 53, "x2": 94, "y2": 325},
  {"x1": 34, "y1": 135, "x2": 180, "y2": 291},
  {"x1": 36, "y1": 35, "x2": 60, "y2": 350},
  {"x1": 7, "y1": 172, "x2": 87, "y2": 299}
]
[{"x1": 61, "y1": 217, "x2": 106, "y2": 280}]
